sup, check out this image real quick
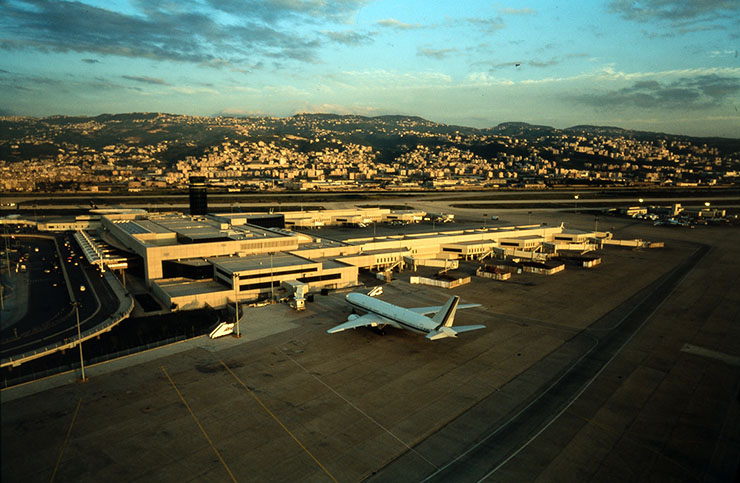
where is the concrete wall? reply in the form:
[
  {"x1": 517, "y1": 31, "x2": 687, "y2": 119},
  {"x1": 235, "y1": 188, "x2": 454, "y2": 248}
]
[
  {"x1": 410, "y1": 275, "x2": 471, "y2": 289},
  {"x1": 151, "y1": 280, "x2": 232, "y2": 310},
  {"x1": 476, "y1": 268, "x2": 512, "y2": 280},
  {"x1": 521, "y1": 263, "x2": 565, "y2": 275}
]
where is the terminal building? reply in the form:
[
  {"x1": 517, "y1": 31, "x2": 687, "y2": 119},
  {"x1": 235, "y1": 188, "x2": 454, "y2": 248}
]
[{"x1": 93, "y1": 208, "x2": 604, "y2": 311}]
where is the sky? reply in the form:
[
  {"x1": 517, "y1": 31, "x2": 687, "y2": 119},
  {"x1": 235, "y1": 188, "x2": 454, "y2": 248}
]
[{"x1": 1, "y1": 0, "x2": 739, "y2": 137}]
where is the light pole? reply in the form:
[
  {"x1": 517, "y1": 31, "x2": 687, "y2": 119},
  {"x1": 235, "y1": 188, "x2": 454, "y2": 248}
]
[
  {"x1": 398, "y1": 239, "x2": 403, "y2": 272},
  {"x1": 76, "y1": 285, "x2": 87, "y2": 382},
  {"x1": 4, "y1": 228, "x2": 11, "y2": 276},
  {"x1": 574, "y1": 195, "x2": 579, "y2": 214},
  {"x1": 233, "y1": 273, "x2": 240, "y2": 338},
  {"x1": 270, "y1": 252, "x2": 274, "y2": 302},
  {"x1": 483, "y1": 214, "x2": 487, "y2": 229}
]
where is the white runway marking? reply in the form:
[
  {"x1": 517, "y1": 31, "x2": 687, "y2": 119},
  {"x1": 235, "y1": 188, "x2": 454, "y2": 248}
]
[{"x1": 681, "y1": 344, "x2": 740, "y2": 367}]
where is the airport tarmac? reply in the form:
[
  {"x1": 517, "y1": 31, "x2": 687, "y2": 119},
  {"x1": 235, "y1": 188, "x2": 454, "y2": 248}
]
[{"x1": 1, "y1": 219, "x2": 738, "y2": 482}]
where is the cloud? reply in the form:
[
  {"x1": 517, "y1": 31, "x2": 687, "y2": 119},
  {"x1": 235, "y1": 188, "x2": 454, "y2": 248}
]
[
  {"x1": 295, "y1": 103, "x2": 379, "y2": 116},
  {"x1": 0, "y1": 70, "x2": 137, "y2": 94},
  {"x1": 465, "y1": 72, "x2": 514, "y2": 86},
  {"x1": 528, "y1": 59, "x2": 560, "y2": 68},
  {"x1": 684, "y1": 74, "x2": 740, "y2": 99},
  {"x1": 170, "y1": 85, "x2": 219, "y2": 95},
  {"x1": 609, "y1": 0, "x2": 740, "y2": 24},
  {"x1": 571, "y1": 74, "x2": 740, "y2": 110},
  {"x1": 498, "y1": 7, "x2": 537, "y2": 16},
  {"x1": 376, "y1": 18, "x2": 422, "y2": 30},
  {"x1": 709, "y1": 49, "x2": 738, "y2": 58},
  {"x1": 81, "y1": 58, "x2": 100, "y2": 64},
  {"x1": 418, "y1": 47, "x2": 457, "y2": 60},
  {"x1": 466, "y1": 17, "x2": 506, "y2": 32},
  {"x1": 122, "y1": 75, "x2": 170, "y2": 85},
  {"x1": 214, "y1": 107, "x2": 266, "y2": 117},
  {"x1": 332, "y1": 69, "x2": 453, "y2": 88},
  {"x1": 0, "y1": 0, "x2": 350, "y2": 68},
  {"x1": 202, "y1": 0, "x2": 369, "y2": 24},
  {"x1": 528, "y1": 53, "x2": 588, "y2": 68},
  {"x1": 473, "y1": 53, "x2": 587, "y2": 72},
  {"x1": 324, "y1": 30, "x2": 375, "y2": 45},
  {"x1": 470, "y1": 60, "x2": 522, "y2": 71}
]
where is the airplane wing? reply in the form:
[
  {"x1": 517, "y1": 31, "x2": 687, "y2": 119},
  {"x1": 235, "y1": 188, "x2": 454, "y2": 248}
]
[
  {"x1": 425, "y1": 324, "x2": 486, "y2": 340},
  {"x1": 450, "y1": 324, "x2": 486, "y2": 334},
  {"x1": 327, "y1": 313, "x2": 399, "y2": 333},
  {"x1": 409, "y1": 303, "x2": 481, "y2": 317}
]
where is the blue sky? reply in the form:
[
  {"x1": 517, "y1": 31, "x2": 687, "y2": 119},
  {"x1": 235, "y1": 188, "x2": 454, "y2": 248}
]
[{"x1": 1, "y1": 0, "x2": 739, "y2": 137}]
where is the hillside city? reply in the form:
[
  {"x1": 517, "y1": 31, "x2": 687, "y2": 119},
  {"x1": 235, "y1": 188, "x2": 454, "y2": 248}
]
[{"x1": 1, "y1": 113, "x2": 738, "y2": 193}]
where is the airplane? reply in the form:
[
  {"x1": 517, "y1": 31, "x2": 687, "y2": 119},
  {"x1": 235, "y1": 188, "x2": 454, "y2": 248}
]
[{"x1": 327, "y1": 292, "x2": 485, "y2": 341}]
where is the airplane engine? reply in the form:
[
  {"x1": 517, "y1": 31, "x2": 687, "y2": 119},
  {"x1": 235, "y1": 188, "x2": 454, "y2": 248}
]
[{"x1": 347, "y1": 314, "x2": 360, "y2": 321}]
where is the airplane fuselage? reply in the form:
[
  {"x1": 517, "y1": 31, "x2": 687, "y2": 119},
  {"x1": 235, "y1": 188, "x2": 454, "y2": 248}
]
[
  {"x1": 329, "y1": 292, "x2": 484, "y2": 340},
  {"x1": 345, "y1": 293, "x2": 434, "y2": 334}
]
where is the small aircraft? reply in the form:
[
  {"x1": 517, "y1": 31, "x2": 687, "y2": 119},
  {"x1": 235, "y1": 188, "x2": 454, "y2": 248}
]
[{"x1": 327, "y1": 293, "x2": 485, "y2": 341}]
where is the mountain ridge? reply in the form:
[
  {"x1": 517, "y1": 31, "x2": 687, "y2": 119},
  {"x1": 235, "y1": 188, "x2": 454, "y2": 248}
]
[{"x1": 2, "y1": 112, "x2": 738, "y2": 141}]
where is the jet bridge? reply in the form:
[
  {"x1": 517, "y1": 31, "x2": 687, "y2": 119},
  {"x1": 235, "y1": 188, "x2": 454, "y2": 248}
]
[{"x1": 75, "y1": 230, "x2": 129, "y2": 272}]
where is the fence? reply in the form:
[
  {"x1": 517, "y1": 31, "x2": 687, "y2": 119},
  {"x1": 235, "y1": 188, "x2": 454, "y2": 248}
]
[{"x1": 2, "y1": 334, "x2": 188, "y2": 389}]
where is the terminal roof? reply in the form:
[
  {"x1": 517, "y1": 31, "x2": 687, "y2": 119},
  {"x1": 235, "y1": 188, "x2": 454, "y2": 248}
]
[{"x1": 213, "y1": 253, "x2": 315, "y2": 273}]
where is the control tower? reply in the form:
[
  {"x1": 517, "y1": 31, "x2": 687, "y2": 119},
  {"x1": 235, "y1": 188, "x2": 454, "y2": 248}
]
[{"x1": 189, "y1": 176, "x2": 208, "y2": 216}]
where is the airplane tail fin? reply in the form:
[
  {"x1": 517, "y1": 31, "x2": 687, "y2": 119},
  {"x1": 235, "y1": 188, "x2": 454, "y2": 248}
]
[{"x1": 432, "y1": 296, "x2": 460, "y2": 329}]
